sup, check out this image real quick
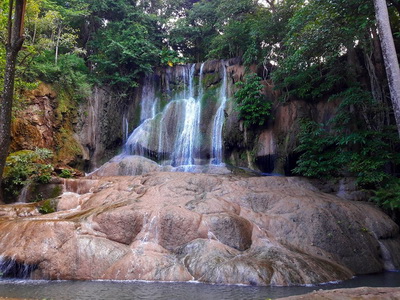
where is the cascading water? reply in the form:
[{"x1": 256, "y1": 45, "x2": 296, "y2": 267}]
[
  {"x1": 140, "y1": 74, "x2": 159, "y2": 122},
  {"x1": 210, "y1": 63, "x2": 227, "y2": 165},
  {"x1": 123, "y1": 73, "x2": 160, "y2": 156},
  {"x1": 122, "y1": 61, "x2": 229, "y2": 172},
  {"x1": 170, "y1": 64, "x2": 202, "y2": 169},
  {"x1": 0, "y1": 256, "x2": 36, "y2": 279},
  {"x1": 122, "y1": 114, "x2": 129, "y2": 144}
]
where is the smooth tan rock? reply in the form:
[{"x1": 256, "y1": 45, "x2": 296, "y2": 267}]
[
  {"x1": 0, "y1": 173, "x2": 399, "y2": 286},
  {"x1": 278, "y1": 287, "x2": 400, "y2": 299},
  {"x1": 91, "y1": 155, "x2": 162, "y2": 176},
  {"x1": 203, "y1": 213, "x2": 253, "y2": 251},
  {"x1": 102, "y1": 241, "x2": 193, "y2": 281},
  {"x1": 157, "y1": 206, "x2": 203, "y2": 251},
  {"x1": 92, "y1": 206, "x2": 145, "y2": 245}
]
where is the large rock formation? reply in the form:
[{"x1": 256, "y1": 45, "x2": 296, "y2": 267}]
[{"x1": 0, "y1": 172, "x2": 399, "y2": 285}]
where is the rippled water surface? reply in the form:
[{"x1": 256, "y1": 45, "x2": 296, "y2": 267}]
[{"x1": 0, "y1": 272, "x2": 399, "y2": 299}]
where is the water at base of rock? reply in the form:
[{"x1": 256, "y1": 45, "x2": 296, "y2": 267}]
[{"x1": 0, "y1": 272, "x2": 399, "y2": 300}]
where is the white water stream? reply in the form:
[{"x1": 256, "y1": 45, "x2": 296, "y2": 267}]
[
  {"x1": 210, "y1": 63, "x2": 227, "y2": 165},
  {"x1": 122, "y1": 61, "x2": 228, "y2": 171}
]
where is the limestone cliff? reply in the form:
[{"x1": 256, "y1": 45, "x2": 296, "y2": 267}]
[{"x1": 8, "y1": 60, "x2": 350, "y2": 176}]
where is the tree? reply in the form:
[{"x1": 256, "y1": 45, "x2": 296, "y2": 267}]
[
  {"x1": 0, "y1": 0, "x2": 27, "y2": 202},
  {"x1": 374, "y1": 0, "x2": 400, "y2": 137},
  {"x1": 87, "y1": 1, "x2": 165, "y2": 92}
]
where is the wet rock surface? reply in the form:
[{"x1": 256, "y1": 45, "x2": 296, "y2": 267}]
[
  {"x1": 0, "y1": 172, "x2": 399, "y2": 285},
  {"x1": 91, "y1": 155, "x2": 233, "y2": 176}
]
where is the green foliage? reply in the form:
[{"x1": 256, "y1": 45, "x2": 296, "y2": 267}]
[
  {"x1": 345, "y1": 130, "x2": 399, "y2": 187},
  {"x1": 373, "y1": 179, "x2": 400, "y2": 209},
  {"x1": 293, "y1": 120, "x2": 344, "y2": 178},
  {"x1": 273, "y1": 58, "x2": 346, "y2": 100},
  {"x1": 0, "y1": 0, "x2": 91, "y2": 105},
  {"x1": 234, "y1": 73, "x2": 272, "y2": 128},
  {"x1": 89, "y1": 13, "x2": 161, "y2": 91},
  {"x1": 3, "y1": 148, "x2": 54, "y2": 198},
  {"x1": 207, "y1": 8, "x2": 273, "y2": 64},
  {"x1": 159, "y1": 49, "x2": 187, "y2": 67},
  {"x1": 294, "y1": 119, "x2": 400, "y2": 185},
  {"x1": 293, "y1": 86, "x2": 400, "y2": 208},
  {"x1": 169, "y1": 0, "x2": 271, "y2": 62},
  {"x1": 38, "y1": 199, "x2": 57, "y2": 214},
  {"x1": 294, "y1": 119, "x2": 400, "y2": 197},
  {"x1": 28, "y1": 51, "x2": 91, "y2": 100},
  {"x1": 272, "y1": 0, "x2": 375, "y2": 100},
  {"x1": 59, "y1": 169, "x2": 73, "y2": 178},
  {"x1": 168, "y1": 0, "x2": 218, "y2": 62}
]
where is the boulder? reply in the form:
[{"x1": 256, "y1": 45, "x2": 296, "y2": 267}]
[{"x1": 90, "y1": 155, "x2": 161, "y2": 176}]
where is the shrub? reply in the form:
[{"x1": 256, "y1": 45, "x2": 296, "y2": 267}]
[
  {"x1": 38, "y1": 199, "x2": 57, "y2": 214},
  {"x1": 59, "y1": 169, "x2": 73, "y2": 178},
  {"x1": 293, "y1": 118, "x2": 400, "y2": 209},
  {"x1": 292, "y1": 120, "x2": 344, "y2": 178},
  {"x1": 3, "y1": 148, "x2": 54, "y2": 199},
  {"x1": 372, "y1": 179, "x2": 400, "y2": 209},
  {"x1": 234, "y1": 73, "x2": 272, "y2": 128},
  {"x1": 160, "y1": 49, "x2": 187, "y2": 67}
]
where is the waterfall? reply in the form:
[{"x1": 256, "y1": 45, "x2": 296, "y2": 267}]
[
  {"x1": 171, "y1": 64, "x2": 202, "y2": 169},
  {"x1": 0, "y1": 256, "x2": 36, "y2": 279},
  {"x1": 140, "y1": 74, "x2": 158, "y2": 122},
  {"x1": 122, "y1": 114, "x2": 129, "y2": 144},
  {"x1": 122, "y1": 61, "x2": 229, "y2": 172},
  {"x1": 123, "y1": 73, "x2": 160, "y2": 157},
  {"x1": 17, "y1": 183, "x2": 31, "y2": 203},
  {"x1": 210, "y1": 63, "x2": 227, "y2": 165}
]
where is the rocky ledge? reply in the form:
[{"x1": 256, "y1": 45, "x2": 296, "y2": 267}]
[{"x1": 0, "y1": 172, "x2": 399, "y2": 285}]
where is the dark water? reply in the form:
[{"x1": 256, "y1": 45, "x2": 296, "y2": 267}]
[{"x1": 0, "y1": 272, "x2": 399, "y2": 300}]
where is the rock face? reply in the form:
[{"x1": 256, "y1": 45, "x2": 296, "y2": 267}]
[
  {"x1": 75, "y1": 86, "x2": 140, "y2": 170},
  {"x1": 11, "y1": 84, "x2": 58, "y2": 152},
  {"x1": 10, "y1": 83, "x2": 87, "y2": 168},
  {"x1": 0, "y1": 173, "x2": 399, "y2": 286}
]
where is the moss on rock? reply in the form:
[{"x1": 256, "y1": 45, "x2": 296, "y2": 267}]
[{"x1": 203, "y1": 72, "x2": 221, "y2": 88}]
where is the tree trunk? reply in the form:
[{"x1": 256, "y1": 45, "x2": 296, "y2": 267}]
[
  {"x1": 0, "y1": 0, "x2": 26, "y2": 202},
  {"x1": 55, "y1": 23, "x2": 62, "y2": 65},
  {"x1": 373, "y1": 0, "x2": 400, "y2": 137}
]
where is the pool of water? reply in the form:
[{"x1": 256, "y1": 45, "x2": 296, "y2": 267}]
[{"x1": 0, "y1": 272, "x2": 399, "y2": 300}]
